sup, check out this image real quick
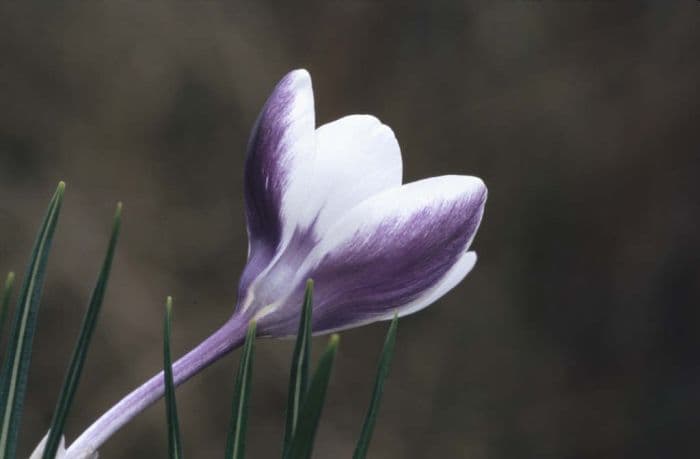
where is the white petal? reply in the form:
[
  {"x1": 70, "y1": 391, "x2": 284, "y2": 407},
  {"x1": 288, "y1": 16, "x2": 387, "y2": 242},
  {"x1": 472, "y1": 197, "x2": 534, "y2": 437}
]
[{"x1": 301, "y1": 115, "x2": 402, "y2": 237}]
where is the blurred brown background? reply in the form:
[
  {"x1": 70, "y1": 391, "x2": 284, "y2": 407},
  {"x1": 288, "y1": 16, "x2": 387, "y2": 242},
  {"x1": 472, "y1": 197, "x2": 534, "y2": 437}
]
[{"x1": 1, "y1": 2, "x2": 699, "y2": 458}]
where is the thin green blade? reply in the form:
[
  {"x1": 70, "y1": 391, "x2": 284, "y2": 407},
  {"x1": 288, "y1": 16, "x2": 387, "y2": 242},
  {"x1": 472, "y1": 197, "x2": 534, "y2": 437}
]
[
  {"x1": 0, "y1": 182, "x2": 65, "y2": 459},
  {"x1": 282, "y1": 280, "x2": 314, "y2": 456},
  {"x1": 224, "y1": 320, "x2": 256, "y2": 459},
  {"x1": 0, "y1": 272, "x2": 15, "y2": 350},
  {"x1": 353, "y1": 315, "x2": 399, "y2": 459},
  {"x1": 42, "y1": 203, "x2": 122, "y2": 459},
  {"x1": 164, "y1": 297, "x2": 183, "y2": 459},
  {"x1": 285, "y1": 334, "x2": 340, "y2": 459}
]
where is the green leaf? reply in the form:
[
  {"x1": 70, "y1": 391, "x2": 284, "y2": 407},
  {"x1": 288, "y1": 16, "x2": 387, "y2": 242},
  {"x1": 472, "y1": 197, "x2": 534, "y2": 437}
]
[
  {"x1": 285, "y1": 334, "x2": 340, "y2": 459},
  {"x1": 164, "y1": 297, "x2": 183, "y2": 459},
  {"x1": 353, "y1": 315, "x2": 399, "y2": 459},
  {"x1": 282, "y1": 279, "x2": 314, "y2": 456},
  {"x1": 0, "y1": 272, "x2": 15, "y2": 350},
  {"x1": 0, "y1": 181, "x2": 65, "y2": 459},
  {"x1": 42, "y1": 203, "x2": 122, "y2": 459},
  {"x1": 224, "y1": 320, "x2": 256, "y2": 459}
]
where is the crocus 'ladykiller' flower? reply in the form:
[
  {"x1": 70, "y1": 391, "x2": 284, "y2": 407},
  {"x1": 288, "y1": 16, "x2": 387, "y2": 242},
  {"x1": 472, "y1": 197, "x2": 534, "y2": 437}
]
[
  {"x1": 237, "y1": 69, "x2": 486, "y2": 336},
  {"x1": 64, "y1": 69, "x2": 486, "y2": 457}
]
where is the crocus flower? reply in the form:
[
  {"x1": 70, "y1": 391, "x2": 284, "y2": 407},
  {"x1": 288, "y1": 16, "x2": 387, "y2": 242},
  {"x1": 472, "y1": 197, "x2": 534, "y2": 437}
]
[
  {"x1": 64, "y1": 69, "x2": 486, "y2": 457},
  {"x1": 238, "y1": 70, "x2": 486, "y2": 336}
]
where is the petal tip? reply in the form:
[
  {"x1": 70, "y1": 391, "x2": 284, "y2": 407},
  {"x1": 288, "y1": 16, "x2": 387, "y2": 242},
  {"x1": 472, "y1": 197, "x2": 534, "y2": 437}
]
[
  {"x1": 282, "y1": 68, "x2": 312, "y2": 89},
  {"x1": 459, "y1": 175, "x2": 488, "y2": 207},
  {"x1": 474, "y1": 177, "x2": 488, "y2": 203},
  {"x1": 466, "y1": 250, "x2": 477, "y2": 262}
]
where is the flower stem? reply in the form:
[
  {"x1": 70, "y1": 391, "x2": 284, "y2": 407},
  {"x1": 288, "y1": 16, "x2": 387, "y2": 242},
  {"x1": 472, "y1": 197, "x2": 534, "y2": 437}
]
[{"x1": 64, "y1": 313, "x2": 251, "y2": 458}]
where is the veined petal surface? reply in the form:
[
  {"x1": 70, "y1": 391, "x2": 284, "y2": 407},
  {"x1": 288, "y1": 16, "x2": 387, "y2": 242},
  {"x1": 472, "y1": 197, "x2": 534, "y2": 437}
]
[
  {"x1": 257, "y1": 175, "x2": 487, "y2": 335},
  {"x1": 241, "y1": 69, "x2": 315, "y2": 294}
]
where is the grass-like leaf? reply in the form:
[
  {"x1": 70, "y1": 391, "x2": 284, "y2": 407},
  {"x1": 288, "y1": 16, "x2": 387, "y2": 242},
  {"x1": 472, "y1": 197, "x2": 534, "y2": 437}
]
[
  {"x1": 0, "y1": 272, "x2": 15, "y2": 350},
  {"x1": 285, "y1": 334, "x2": 340, "y2": 459},
  {"x1": 353, "y1": 315, "x2": 399, "y2": 459},
  {"x1": 224, "y1": 320, "x2": 256, "y2": 459},
  {"x1": 164, "y1": 297, "x2": 183, "y2": 459},
  {"x1": 42, "y1": 203, "x2": 122, "y2": 459},
  {"x1": 0, "y1": 181, "x2": 65, "y2": 458},
  {"x1": 282, "y1": 279, "x2": 314, "y2": 456}
]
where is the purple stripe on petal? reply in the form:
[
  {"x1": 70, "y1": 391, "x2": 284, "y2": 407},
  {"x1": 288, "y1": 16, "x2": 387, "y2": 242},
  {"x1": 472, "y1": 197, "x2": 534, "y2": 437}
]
[
  {"x1": 240, "y1": 70, "x2": 314, "y2": 296},
  {"x1": 257, "y1": 176, "x2": 487, "y2": 336},
  {"x1": 312, "y1": 192, "x2": 484, "y2": 331}
]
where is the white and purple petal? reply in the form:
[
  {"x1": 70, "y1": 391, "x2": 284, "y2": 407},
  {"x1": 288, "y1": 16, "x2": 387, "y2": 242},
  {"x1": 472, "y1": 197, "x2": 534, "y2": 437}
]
[
  {"x1": 256, "y1": 175, "x2": 487, "y2": 336},
  {"x1": 240, "y1": 69, "x2": 315, "y2": 294}
]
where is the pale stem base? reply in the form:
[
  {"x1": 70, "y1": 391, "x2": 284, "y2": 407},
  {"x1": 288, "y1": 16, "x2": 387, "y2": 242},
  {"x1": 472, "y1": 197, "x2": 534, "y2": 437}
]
[{"x1": 63, "y1": 314, "x2": 250, "y2": 458}]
